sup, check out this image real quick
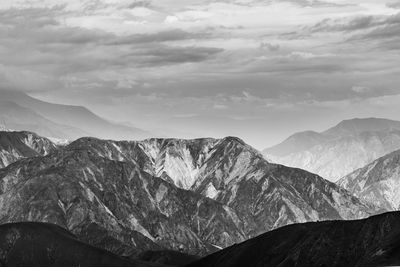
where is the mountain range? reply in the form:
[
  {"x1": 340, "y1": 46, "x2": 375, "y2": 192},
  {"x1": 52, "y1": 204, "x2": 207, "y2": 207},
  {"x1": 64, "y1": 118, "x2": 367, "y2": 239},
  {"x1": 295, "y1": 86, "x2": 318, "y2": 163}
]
[
  {"x1": 0, "y1": 130, "x2": 383, "y2": 260},
  {"x1": 263, "y1": 118, "x2": 400, "y2": 182},
  {"x1": 0, "y1": 89, "x2": 151, "y2": 141}
]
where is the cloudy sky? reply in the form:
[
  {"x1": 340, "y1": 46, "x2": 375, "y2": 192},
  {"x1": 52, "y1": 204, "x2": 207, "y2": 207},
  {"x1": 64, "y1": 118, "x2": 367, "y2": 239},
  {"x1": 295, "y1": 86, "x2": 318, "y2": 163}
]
[{"x1": 1, "y1": 0, "x2": 400, "y2": 148}]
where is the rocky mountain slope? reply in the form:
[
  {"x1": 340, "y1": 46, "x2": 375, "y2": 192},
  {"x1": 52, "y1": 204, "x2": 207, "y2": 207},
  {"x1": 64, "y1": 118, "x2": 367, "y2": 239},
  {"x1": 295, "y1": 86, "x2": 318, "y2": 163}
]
[
  {"x1": 263, "y1": 118, "x2": 400, "y2": 182},
  {"x1": 0, "y1": 130, "x2": 57, "y2": 168},
  {"x1": 0, "y1": 131, "x2": 383, "y2": 259},
  {"x1": 71, "y1": 136, "x2": 382, "y2": 234},
  {"x1": 0, "y1": 89, "x2": 150, "y2": 140},
  {"x1": 187, "y1": 211, "x2": 400, "y2": 267},
  {"x1": 0, "y1": 222, "x2": 162, "y2": 267},
  {"x1": 0, "y1": 139, "x2": 246, "y2": 257},
  {"x1": 338, "y1": 149, "x2": 400, "y2": 211}
]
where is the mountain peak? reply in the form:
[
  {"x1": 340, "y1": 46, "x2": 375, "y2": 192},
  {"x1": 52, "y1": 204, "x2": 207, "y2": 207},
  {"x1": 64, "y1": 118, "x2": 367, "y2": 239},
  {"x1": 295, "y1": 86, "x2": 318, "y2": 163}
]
[{"x1": 220, "y1": 136, "x2": 246, "y2": 145}]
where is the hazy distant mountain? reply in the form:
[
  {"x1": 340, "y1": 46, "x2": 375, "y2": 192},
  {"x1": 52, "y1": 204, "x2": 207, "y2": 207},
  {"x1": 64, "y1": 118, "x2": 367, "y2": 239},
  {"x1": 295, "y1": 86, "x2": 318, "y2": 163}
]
[
  {"x1": 187, "y1": 211, "x2": 400, "y2": 267},
  {"x1": 0, "y1": 130, "x2": 57, "y2": 168},
  {"x1": 263, "y1": 118, "x2": 400, "y2": 182},
  {"x1": 0, "y1": 89, "x2": 150, "y2": 140},
  {"x1": 0, "y1": 222, "x2": 159, "y2": 267},
  {"x1": 338, "y1": 149, "x2": 400, "y2": 211},
  {"x1": 0, "y1": 131, "x2": 381, "y2": 259},
  {"x1": 0, "y1": 101, "x2": 90, "y2": 139},
  {"x1": 324, "y1": 118, "x2": 400, "y2": 137}
]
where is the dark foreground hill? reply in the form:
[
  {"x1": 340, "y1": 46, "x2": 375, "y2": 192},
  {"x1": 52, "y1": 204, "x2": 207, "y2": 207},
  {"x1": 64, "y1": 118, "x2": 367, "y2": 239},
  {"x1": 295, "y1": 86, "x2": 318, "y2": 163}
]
[
  {"x1": 187, "y1": 211, "x2": 400, "y2": 267},
  {"x1": 0, "y1": 222, "x2": 163, "y2": 267}
]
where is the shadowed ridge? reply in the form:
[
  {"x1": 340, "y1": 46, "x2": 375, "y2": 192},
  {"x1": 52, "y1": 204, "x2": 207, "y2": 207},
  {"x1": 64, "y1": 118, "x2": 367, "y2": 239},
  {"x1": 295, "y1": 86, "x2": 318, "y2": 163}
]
[
  {"x1": 137, "y1": 250, "x2": 200, "y2": 266},
  {"x1": 186, "y1": 211, "x2": 400, "y2": 267},
  {"x1": 0, "y1": 221, "x2": 165, "y2": 267}
]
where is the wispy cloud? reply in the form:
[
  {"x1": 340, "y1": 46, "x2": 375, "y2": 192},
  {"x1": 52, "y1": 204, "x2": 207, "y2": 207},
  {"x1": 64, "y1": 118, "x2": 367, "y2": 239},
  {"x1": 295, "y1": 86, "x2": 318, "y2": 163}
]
[{"x1": 1, "y1": 0, "x2": 400, "y2": 148}]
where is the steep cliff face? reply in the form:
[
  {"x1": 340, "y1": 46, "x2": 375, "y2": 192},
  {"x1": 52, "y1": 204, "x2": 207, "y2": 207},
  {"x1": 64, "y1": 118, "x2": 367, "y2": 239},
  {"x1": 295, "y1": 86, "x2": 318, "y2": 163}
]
[
  {"x1": 338, "y1": 149, "x2": 400, "y2": 211},
  {"x1": 263, "y1": 118, "x2": 400, "y2": 182},
  {"x1": 187, "y1": 212, "x2": 400, "y2": 267},
  {"x1": 0, "y1": 131, "x2": 57, "y2": 168}
]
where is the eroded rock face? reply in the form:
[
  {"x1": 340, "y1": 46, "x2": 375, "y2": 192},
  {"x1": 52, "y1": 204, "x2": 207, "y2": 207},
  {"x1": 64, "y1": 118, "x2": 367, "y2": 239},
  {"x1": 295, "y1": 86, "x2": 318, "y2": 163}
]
[
  {"x1": 338, "y1": 149, "x2": 400, "y2": 211},
  {"x1": 187, "y1": 211, "x2": 400, "y2": 267},
  {"x1": 0, "y1": 132, "x2": 383, "y2": 258},
  {"x1": 0, "y1": 131, "x2": 57, "y2": 168},
  {"x1": 0, "y1": 139, "x2": 246, "y2": 257}
]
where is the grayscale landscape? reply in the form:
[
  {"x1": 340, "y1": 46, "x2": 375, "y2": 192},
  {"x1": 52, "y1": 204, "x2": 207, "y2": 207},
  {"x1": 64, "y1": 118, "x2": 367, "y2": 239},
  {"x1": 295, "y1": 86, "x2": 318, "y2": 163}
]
[{"x1": 1, "y1": 0, "x2": 400, "y2": 266}]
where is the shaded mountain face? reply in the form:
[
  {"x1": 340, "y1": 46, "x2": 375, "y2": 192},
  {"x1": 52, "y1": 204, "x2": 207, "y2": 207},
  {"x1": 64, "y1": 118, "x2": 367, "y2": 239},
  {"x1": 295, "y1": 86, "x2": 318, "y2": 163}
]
[
  {"x1": 338, "y1": 149, "x2": 400, "y2": 211},
  {"x1": 0, "y1": 222, "x2": 162, "y2": 267},
  {"x1": 137, "y1": 250, "x2": 200, "y2": 266},
  {"x1": 263, "y1": 118, "x2": 400, "y2": 182},
  {"x1": 0, "y1": 131, "x2": 57, "y2": 168},
  {"x1": 0, "y1": 89, "x2": 150, "y2": 140},
  {"x1": 0, "y1": 132, "x2": 382, "y2": 259},
  {"x1": 187, "y1": 211, "x2": 400, "y2": 267}
]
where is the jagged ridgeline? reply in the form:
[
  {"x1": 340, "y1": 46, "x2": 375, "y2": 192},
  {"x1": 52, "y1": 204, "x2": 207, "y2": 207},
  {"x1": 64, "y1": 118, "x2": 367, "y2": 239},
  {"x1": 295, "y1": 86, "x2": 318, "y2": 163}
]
[{"x1": 0, "y1": 131, "x2": 383, "y2": 260}]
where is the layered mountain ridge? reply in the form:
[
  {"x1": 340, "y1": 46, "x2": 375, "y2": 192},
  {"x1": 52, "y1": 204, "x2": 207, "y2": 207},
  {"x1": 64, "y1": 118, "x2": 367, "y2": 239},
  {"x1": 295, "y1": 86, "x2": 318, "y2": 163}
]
[
  {"x1": 263, "y1": 118, "x2": 400, "y2": 182},
  {"x1": 0, "y1": 130, "x2": 383, "y2": 259},
  {"x1": 0, "y1": 89, "x2": 150, "y2": 141}
]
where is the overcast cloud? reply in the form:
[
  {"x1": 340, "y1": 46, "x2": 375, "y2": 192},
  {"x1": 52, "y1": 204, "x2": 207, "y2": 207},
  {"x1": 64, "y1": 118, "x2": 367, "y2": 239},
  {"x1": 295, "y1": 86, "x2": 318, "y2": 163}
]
[{"x1": 1, "y1": 0, "x2": 400, "y2": 148}]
